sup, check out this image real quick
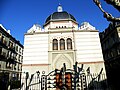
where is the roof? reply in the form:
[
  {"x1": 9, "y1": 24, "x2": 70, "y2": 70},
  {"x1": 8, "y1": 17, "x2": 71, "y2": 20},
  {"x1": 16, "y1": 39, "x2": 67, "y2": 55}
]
[{"x1": 45, "y1": 11, "x2": 76, "y2": 24}]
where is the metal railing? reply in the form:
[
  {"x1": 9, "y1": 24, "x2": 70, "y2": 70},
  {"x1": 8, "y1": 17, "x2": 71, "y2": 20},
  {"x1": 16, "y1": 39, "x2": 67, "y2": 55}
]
[
  {"x1": 21, "y1": 73, "x2": 107, "y2": 90},
  {"x1": 20, "y1": 62, "x2": 108, "y2": 90}
]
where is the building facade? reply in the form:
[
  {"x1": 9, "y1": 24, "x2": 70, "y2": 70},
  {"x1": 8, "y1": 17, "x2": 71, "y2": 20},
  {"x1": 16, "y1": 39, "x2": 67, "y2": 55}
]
[
  {"x1": 23, "y1": 5, "x2": 106, "y2": 76},
  {"x1": 99, "y1": 22, "x2": 120, "y2": 89},
  {"x1": 0, "y1": 24, "x2": 23, "y2": 89}
]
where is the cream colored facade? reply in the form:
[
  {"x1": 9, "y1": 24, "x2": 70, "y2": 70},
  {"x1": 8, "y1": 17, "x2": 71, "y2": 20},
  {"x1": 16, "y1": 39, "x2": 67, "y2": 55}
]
[
  {"x1": 23, "y1": 6, "x2": 106, "y2": 75},
  {"x1": 0, "y1": 24, "x2": 23, "y2": 88}
]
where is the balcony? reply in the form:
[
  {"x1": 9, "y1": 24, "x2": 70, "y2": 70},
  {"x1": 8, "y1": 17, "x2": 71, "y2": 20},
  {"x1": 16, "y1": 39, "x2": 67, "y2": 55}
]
[
  {"x1": 7, "y1": 57, "x2": 16, "y2": 64},
  {"x1": 8, "y1": 46, "x2": 16, "y2": 54}
]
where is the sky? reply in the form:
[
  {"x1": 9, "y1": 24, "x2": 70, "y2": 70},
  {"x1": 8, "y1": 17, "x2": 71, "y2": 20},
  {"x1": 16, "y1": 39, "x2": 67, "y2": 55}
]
[{"x1": 0, "y1": 0, "x2": 119, "y2": 45}]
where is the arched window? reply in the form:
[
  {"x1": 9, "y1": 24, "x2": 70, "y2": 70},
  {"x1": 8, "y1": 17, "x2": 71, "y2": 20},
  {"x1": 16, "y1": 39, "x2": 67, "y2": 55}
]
[
  {"x1": 67, "y1": 38, "x2": 72, "y2": 50},
  {"x1": 53, "y1": 39, "x2": 58, "y2": 50},
  {"x1": 60, "y1": 39, "x2": 65, "y2": 50}
]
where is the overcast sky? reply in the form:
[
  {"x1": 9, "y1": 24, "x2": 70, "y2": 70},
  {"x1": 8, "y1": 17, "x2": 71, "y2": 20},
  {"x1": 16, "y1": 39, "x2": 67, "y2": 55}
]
[{"x1": 0, "y1": 0, "x2": 119, "y2": 45}]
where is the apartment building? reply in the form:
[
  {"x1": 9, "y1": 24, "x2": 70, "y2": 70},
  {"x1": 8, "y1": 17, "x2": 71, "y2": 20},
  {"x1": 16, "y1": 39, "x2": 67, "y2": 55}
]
[
  {"x1": 0, "y1": 24, "x2": 23, "y2": 89},
  {"x1": 99, "y1": 22, "x2": 120, "y2": 89}
]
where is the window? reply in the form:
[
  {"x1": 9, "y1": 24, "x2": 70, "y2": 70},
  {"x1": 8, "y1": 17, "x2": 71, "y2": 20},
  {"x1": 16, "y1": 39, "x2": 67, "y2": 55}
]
[
  {"x1": 53, "y1": 39, "x2": 58, "y2": 50},
  {"x1": 0, "y1": 47, "x2": 2, "y2": 54},
  {"x1": 118, "y1": 50, "x2": 120, "y2": 55},
  {"x1": 19, "y1": 48, "x2": 21, "y2": 53},
  {"x1": 53, "y1": 38, "x2": 72, "y2": 51},
  {"x1": 64, "y1": 26, "x2": 67, "y2": 28},
  {"x1": 16, "y1": 46, "x2": 18, "y2": 51},
  {"x1": 9, "y1": 41, "x2": 13, "y2": 48},
  {"x1": 60, "y1": 39, "x2": 65, "y2": 50},
  {"x1": 2, "y1": 36, "x2": 7, "y2": 45},
  {"x1": 0, "y1": 33, "x2": 2, "y2": 41},
  {"x1": 18, "y1": 55, "x2": 21, "y2": 61},
  {"x1": 117, "y1": 46, "x2": 120, "y2": 55},
  {"x1": 67, "y1": 38, "x2": 72, "y2": 50}
]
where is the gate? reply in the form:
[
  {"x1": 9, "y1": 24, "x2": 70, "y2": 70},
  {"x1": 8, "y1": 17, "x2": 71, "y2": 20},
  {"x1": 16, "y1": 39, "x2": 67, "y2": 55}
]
[{"x1": 21, "y1": 62, "x2": 108, "y2": 90}]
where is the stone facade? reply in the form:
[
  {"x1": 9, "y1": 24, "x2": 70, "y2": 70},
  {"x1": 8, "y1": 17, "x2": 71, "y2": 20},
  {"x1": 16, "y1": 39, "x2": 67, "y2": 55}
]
[
  {"x1": 99, "y1": 22, "x2": 120, "y2": 89},
  {"x1": 23, "y1": 5, "x2": 106, "y2": 76}
]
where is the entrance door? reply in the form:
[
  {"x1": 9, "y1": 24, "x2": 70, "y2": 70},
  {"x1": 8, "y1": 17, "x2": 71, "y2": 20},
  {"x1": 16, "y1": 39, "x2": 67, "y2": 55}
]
[{"x1": 56, "y1": 72, "x2": 72, "y2": 90}]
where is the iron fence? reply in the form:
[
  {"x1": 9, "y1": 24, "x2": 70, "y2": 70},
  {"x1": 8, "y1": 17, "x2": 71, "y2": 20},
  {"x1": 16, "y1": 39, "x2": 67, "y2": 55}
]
[
  {"x1": 20, "y1": 62, "x2": 108, "y2": 90},
  {"x1": 21, "y1": 73, "x2": 108, "y2": 90},
  {"x1": 86, "y1": 73, "x2": 108, "y2": 90}
]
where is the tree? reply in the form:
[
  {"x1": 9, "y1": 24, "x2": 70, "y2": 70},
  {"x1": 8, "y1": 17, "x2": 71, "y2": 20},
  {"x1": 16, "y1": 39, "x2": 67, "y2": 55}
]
[
  {"x1": 93, "y1": 0, "x2": 120, "y2": 22},
  {"x1": 104, "y1": 0, "x2": 120, "y2": 12}
]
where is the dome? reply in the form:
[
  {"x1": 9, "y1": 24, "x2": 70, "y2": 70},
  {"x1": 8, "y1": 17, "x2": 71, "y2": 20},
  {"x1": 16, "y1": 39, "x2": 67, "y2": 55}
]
[{"x1": 45, "y1": 11, "x2": 76, "y2": 23}]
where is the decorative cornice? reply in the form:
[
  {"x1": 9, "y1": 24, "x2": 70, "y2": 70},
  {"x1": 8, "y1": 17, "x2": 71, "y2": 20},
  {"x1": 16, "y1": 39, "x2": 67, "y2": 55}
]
[
  {"x1": 25, "y1": 29, "x2": 98, "y2": 35},
  {"x1": 22, "y1": 64, "x2": 49, "y2": 66},
  {"x1": 78, "y1": 61, "x2": 104, "y2": 64}
]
